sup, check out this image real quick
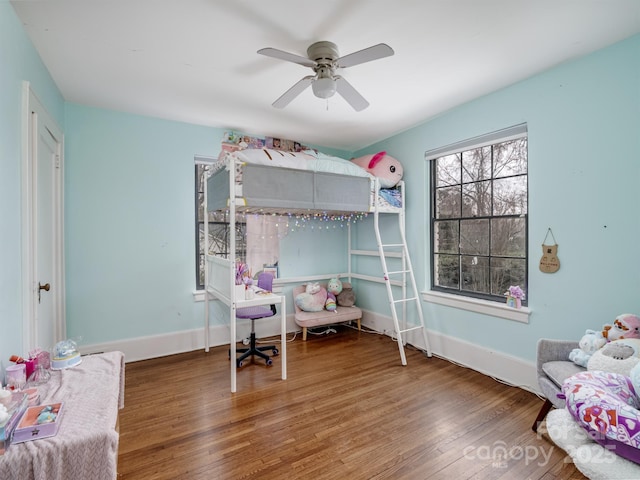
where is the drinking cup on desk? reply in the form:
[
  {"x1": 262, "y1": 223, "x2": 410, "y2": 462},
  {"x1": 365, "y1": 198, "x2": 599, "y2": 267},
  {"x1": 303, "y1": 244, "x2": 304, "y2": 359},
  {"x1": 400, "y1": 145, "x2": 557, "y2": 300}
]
[
  {"x1": 245, "y1": 288, "x2": 255, "y2": 300},
  {"x1": 6, "y1": 364, "x2": 27, "y2": 391}
]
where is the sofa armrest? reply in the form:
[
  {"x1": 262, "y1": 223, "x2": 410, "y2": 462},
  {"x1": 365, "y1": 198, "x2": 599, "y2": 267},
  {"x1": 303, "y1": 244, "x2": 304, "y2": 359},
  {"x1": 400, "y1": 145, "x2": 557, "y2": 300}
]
[{"x1": 536, "y1": 338, "x2": 579, "y2": 377}]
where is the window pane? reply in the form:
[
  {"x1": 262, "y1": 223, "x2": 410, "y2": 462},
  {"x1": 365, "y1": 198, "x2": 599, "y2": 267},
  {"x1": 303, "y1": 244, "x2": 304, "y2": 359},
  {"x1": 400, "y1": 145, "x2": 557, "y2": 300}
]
[
  {"x1": 434, "y1": 220, "x2": 459, "y2": 254},
  {"x1": 462, "y1": 180, "x2": 491, "y2": 217},
  {"x1": 198, "y1": 254, "x2": 205, "y2": 286},
  {"x1": 429, "y1": 127, "x2": 528, "y2": 304},
  {"x1": 493, "y1": 176, "x2": 527, "y2": 215},
  {"x1": 435, "y1": 185, "x2": 461, "y2": 219},
  {"x1": 490, "y1": 258, "x2": 526, "y2": 297},
  {"x1": 491, "y1": 217, "x2": 526, "y2": 257},
  {"x1": 460, "y1": 219, "x2": 489, "y2": 255},
  {"x1": 198, "y1": 225, "x2": 205, "y2": 255},
  {"x1": 462, "y1": 146, "x2": 491, "y2": 183},
  {"x1": 436, "y1": 154, "x2": 461, "y2": 186},
  {"x1": 434, "y1": 254, "x2": 459, "y2": 288},
  {"x1": 493, "y1": 139, "x2": 527, "y2": 178},
  {"x1": 197, "y1": 193, "x2": 205, "y2": 222},
  {"x1": 461, "y1": 255, "x2": 489, "y2": 293}
]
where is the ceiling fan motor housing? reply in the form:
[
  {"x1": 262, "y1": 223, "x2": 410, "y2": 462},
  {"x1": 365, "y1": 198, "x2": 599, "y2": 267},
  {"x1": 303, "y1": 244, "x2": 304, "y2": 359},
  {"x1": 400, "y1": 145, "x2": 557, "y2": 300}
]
[
  {"x1": 307, "y1": 41, "x2": 339, "y2": 64},
  {"x1": 308, "y1": 43, "x2": 339, "y2": 99}
]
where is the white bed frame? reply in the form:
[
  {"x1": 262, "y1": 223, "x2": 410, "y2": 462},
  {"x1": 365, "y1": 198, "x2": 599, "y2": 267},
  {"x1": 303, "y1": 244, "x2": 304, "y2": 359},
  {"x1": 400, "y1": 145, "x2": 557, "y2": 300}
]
[{"x1": 203, "y1": 151, "x2": 427, "y2": 392}]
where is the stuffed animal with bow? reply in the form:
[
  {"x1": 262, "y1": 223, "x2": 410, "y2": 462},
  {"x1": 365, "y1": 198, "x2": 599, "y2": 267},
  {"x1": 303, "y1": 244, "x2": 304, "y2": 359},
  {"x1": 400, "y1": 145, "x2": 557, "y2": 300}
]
[{"x1": 602, "y1": 313, "x2": 640, "y2": 341}]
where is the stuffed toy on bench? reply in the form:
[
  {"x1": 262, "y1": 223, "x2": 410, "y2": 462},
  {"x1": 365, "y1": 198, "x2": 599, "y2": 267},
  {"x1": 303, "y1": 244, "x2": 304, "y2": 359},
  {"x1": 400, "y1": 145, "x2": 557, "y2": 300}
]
[{"x1": 293, "y1": 279, "x2": 362, "y2": 341}]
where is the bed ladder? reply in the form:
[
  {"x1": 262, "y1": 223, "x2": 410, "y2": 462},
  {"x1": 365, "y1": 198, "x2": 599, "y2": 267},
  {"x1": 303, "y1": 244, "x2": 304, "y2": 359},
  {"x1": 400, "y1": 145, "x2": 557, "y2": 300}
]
[{"x1": 373, "y1": 192, "x2": 432, "y2": 365}]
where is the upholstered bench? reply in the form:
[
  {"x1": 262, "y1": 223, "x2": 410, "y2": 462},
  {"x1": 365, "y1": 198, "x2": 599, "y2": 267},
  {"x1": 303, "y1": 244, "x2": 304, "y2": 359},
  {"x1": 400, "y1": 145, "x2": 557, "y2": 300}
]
[{"x1": 292, "y1": 282, "x2": 362, "y2": 341}]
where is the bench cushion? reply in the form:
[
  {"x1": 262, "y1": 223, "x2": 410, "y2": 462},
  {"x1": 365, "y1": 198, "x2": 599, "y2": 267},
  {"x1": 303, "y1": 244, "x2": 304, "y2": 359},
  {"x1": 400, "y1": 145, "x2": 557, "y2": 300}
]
[{"x1": 295, "y1": 305, "x2": 362, "y2": 328}]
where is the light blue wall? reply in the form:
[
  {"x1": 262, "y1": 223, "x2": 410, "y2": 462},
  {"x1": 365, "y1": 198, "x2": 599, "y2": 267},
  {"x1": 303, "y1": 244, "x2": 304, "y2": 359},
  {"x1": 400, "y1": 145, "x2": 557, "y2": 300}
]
[
  {"x1": 3, "y1": 0, "x2": 638, "y2": 367},
  {"x1": 0, "y1": 4, "x2": 64, "y2": 367},
  {"x1": 355, "y1": 34, "x2": 640, "y2": 362},
  {"x1": 64, "y1": 104, "x2": 222, "y2": 343},
  {"x1": 62, "y1": 106, "x2": 354, "y2": 345}
]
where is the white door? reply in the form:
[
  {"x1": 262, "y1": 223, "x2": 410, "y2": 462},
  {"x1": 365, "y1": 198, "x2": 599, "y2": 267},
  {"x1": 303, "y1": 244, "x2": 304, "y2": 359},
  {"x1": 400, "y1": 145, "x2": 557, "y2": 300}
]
[{"x1": 22, "y1": 83, "x2": 65, "y2": 355}]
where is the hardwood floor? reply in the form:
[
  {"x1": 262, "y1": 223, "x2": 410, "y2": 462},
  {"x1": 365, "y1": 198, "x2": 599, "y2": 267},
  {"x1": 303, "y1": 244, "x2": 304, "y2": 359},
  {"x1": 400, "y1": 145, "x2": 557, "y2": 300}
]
[{"x1": 117, "y1": 326, "x2": 585, "y2": 479}]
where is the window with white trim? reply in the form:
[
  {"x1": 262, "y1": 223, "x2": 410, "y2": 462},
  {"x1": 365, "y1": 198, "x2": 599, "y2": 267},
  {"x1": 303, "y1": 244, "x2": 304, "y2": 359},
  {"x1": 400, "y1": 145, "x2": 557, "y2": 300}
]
[
  {"x1": 427, "y1": 124, "x2": 528, "y2": 305},
  {"x1": 195, "y1": 160, "x2": 246, "y2": 291}
]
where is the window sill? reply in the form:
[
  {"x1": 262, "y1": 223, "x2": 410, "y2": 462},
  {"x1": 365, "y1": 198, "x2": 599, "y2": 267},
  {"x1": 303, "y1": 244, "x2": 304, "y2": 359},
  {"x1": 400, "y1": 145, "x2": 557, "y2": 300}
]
[
  {"x1": 193, "y1": 290, "x2": 205, "y2": 302},
  {"x1": 421, "y1": 290, "x2": 530, "y2": 324}
]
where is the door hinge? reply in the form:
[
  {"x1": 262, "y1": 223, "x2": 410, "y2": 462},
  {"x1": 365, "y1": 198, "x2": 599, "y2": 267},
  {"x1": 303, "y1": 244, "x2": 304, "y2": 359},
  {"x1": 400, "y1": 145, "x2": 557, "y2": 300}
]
[{"x1": 55, "y1": 154, "x2": 60, "y2": 169}]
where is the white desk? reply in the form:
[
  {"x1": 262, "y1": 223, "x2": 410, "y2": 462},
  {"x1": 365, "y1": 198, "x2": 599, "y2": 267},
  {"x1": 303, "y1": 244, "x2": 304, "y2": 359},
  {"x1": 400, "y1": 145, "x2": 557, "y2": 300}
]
[{"x1": 206, "y1": 287, "x2": 286, "y2": 393}]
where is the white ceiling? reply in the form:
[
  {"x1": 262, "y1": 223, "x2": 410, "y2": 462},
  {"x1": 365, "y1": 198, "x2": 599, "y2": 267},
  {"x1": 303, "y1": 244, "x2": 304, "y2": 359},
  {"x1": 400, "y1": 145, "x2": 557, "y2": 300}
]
[{"x1": 11, "y1": 0, "x2": 640, "y2": 151}]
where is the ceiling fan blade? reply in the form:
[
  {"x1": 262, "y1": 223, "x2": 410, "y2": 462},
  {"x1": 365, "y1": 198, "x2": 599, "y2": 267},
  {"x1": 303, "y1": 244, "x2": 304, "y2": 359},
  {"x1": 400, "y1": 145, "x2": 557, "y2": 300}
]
[
  {"x1": 336, "y1": 43, "x2": 394, "y2": 68},
  {"x1": 257, "y1": 47, "x2": 316, "y2": 68},
  {"x1": 272, "y1": 76, "x2": 314, "y2": 109},
  {"x1": 335, "y1": 76, "x2": 369, "y2": 112}
]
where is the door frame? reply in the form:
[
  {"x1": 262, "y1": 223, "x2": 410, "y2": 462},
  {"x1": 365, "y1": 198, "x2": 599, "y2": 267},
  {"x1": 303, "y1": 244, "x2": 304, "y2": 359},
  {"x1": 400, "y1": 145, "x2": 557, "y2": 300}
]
[{"x1": 21, "y1": 81, "x2": 66, "y2": 354}]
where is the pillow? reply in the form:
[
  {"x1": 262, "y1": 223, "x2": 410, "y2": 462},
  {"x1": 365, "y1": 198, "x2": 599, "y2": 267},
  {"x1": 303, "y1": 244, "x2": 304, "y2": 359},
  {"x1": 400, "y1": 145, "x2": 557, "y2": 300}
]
[
  {"x1": 562, "y1": 370, "x2": 640, "y2": 465},
  {"x1": 631, "y1": 363, "x2": 640, "y2": 399},
  {"x1": 295, "y1": 286, "x2": 328, "y2": 312},
  {"x1": 587, "y1": 338, "x2": 640, "y2": 376}
]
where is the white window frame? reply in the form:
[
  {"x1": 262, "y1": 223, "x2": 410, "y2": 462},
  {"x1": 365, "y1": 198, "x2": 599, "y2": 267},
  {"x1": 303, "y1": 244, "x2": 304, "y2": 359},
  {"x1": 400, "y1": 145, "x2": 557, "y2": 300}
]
[{"x1": 424, "y1": 124, "x2": 531, "y2": 323}]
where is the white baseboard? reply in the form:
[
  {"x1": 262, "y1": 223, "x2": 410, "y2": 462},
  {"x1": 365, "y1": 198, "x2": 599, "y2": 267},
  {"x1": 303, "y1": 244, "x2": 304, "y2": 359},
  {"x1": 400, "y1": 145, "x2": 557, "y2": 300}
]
[
  {"x1": 78, "y1": 314, "x2": 300, "y2": 363},
  {"x1": 360, "y1": 309, "x2": 539, "y2": 396},
  {"x1": 80, "y1": 310, "x2": 539, "y2": 396}
]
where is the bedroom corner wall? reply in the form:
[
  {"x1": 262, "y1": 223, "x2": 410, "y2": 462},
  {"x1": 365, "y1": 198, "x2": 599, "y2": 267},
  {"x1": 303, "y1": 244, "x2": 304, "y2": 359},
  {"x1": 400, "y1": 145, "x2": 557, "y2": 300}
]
[
  {"x1": 354, "y1": 34, "x2": 640, "y2": 367},
  {"x1": 63, "y1": 104, "x2": 222, "y2": 347},
  {"x1": 0, "y1": 4, "x2": 65, "y2": 369}
]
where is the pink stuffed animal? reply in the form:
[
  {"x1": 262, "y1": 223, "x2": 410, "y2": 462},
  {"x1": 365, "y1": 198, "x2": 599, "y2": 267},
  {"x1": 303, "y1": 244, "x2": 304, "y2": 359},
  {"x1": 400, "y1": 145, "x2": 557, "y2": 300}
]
[
  {"x1": 602, "y1": 313, "x2": 640, "y2": 341},
  {"x1": 351, "y1": 151, "x2": 403, "y2": 188}
]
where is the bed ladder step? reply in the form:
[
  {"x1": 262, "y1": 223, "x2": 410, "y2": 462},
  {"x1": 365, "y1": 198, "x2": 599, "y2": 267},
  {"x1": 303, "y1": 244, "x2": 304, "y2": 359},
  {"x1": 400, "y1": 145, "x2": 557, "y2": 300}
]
[
  {"x1": 387, "y1": 269, "x2": 411, "y2": 275},
  {"x1": 372, "y1": 195, "x2": 432, "y2": 365},
  {"x1": 392, "y1": 297, "x2": 418, "y2": 304}
]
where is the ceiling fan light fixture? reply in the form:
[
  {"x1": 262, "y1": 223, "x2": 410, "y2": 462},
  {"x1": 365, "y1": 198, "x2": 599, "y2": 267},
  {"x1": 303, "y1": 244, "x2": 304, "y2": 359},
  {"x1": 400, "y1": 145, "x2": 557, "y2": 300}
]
[
  {"x1": 258, "y1": 41, "x2": 393, "y2": 110},
  {"x1": 312, "y1": 77, "x2": 337, "y2": 99}
]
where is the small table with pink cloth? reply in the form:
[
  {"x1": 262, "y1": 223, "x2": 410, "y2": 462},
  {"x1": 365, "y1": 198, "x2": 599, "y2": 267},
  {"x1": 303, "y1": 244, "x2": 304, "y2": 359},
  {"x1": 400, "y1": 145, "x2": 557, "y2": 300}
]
[{"x1": 0, "y1": 351, "x2": 125, "y2": 480}]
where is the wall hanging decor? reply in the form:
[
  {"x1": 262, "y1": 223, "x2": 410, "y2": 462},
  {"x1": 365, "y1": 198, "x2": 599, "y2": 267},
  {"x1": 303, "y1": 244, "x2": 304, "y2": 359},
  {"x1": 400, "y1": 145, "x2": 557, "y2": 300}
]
[{"x1": 539, "y1": 228, "x2": 560, "y2": 273}]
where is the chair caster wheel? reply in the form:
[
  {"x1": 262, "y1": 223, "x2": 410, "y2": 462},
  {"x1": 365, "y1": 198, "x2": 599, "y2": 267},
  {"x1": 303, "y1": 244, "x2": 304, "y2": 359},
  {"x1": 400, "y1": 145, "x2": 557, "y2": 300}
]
[
  {"x1": 236, "y1": 360, "x2": 243, "y2": 368},
  {"x1": 272, "y1": 348, "x2": 279, "y2": 356},
  {"x1": 266, "y1": 359, "x2": 273, "y2": 366}
]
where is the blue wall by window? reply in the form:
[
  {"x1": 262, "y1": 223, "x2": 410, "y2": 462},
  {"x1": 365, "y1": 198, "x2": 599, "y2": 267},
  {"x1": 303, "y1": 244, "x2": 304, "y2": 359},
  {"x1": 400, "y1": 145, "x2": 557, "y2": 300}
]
[{"x1": 356, "y1": 34, "x2": 640, "y2": 361}]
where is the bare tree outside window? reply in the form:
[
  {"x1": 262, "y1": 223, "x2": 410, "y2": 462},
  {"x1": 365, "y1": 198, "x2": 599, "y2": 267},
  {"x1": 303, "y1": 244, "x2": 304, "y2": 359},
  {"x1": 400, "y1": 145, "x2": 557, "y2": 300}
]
[
  {"x1": 431, "y1": 135, "x2": 528, "y2": 304},
  {"x1": 195, "y1": 164, "x2": 246, "y2": 290}
]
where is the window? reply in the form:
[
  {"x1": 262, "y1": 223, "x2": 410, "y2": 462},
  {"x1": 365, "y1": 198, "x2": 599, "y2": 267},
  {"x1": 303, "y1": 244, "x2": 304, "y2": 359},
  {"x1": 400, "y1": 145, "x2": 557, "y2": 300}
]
[
  {"x1": 428, "y1": 125, "x2": 528, "y2": 305},
  {"x1": 195, "y1": 162, "x2": 246, "y2": 291}
]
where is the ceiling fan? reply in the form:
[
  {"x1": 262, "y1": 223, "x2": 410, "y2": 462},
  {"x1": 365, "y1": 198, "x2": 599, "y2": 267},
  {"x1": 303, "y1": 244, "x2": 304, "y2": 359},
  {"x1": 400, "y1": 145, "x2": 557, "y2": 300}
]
[{"x1": 257, "y1": 41, "x2": 394, "y2": 112}]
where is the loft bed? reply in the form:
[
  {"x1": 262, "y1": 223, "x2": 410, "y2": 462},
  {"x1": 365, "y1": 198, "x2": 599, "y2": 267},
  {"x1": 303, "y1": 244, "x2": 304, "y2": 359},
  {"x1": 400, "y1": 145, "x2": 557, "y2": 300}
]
[
  {"x1": 203, "y1": 147, "x2": 424, "y2": 392},
  {"x1": 204, "y1": 147, "x2": 404, "y2": 313},
  {"x1": 206, "y1": 148, "x2": 403, "y2": 215}
]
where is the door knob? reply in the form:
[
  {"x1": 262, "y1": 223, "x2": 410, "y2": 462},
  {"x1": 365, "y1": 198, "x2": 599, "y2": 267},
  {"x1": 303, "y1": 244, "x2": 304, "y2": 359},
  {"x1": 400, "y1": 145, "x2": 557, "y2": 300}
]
[{"x1": 38, "y1": 282, "x2": 50, "y2": 304}]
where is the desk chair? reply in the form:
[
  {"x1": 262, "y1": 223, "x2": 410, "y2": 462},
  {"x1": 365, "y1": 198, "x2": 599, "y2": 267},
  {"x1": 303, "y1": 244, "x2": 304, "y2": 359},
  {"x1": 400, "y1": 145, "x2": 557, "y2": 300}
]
[{"x1": 234, "y1": 273, "x2": 279, "y2": 368}]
